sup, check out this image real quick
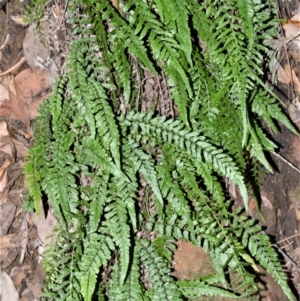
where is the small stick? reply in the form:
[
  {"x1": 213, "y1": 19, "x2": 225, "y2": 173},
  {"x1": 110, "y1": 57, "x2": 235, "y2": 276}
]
[
  {"x1": 271, "y1": 151, "x2": 300, "y2": 174},
  {"x1": 0, "y1": 34, "x2": 9, "y2": 50},
  {"x1": 273, "y1": 243, "x2": 300, "y2": 273},
  {"x1": 0, "y1": 56, "x2": 26, "y2": 77}
]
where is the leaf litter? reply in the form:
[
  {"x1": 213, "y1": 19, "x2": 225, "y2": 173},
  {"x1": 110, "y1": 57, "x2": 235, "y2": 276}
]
[{"x1": 0, "y1": 0, "x2": 66, "y2": 299}]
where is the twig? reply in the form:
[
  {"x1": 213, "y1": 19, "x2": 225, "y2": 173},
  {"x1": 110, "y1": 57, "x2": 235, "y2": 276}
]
[
  {"x1": 273, "y1": 243, "x2": 300, "y2": 273},
  {"x1": 0, "y1": 34, "x2": 9, "y2": 50},
  {"x1": 0, "y1": 56, "x2": 26, "y2": 76},
  {"x1": 271, "y1": 151, "x2": 300, "y2": 174}
]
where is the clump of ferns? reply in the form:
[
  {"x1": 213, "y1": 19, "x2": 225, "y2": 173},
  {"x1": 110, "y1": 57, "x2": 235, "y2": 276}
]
[{"x1": 24, "y1": 0, "x2": 297, "y2": 300}]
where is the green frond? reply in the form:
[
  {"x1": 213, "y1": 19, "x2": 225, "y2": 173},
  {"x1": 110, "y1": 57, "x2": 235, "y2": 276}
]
[
  {"x1": 120, "y1": 112, "x2": 248, "y2": 205},
  {"x1": 178, "y1": 278, "x2": 239, "y2": 299},
  {"x1": 137, "y1": 239, "x2": 183, "y2": 301},
  {"x1": 107, "y1": 250, "x2": 149, "y2": 301},
  {"x1": 110, "y1": 40, "x2": 132, "y2": 106},
  {"x1": 102, "y1": 199, "x2": 131, "y2": 284},
  {"x1": 130, "y1": 147, "x2": 164, "y2": 216},
  {"x1": 77, "y1": 234, "x2": 113, "y2": 301},
  {"x1": 238, "y1": 218, "x2": 294, "y2": 300},
  {"x1": 24, "y1": 150, "x2": 42, "y2": 215}
]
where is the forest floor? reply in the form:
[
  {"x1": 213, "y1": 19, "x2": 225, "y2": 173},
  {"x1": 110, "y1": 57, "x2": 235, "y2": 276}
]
[{"x1": 1, "y1": 0, "x2": 300, "y2": 300}]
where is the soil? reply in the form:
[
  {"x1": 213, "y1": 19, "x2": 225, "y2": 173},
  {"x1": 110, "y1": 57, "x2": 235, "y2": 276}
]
[{"x1": 1, "y1": 1, "x2": 300, "y2": 301}]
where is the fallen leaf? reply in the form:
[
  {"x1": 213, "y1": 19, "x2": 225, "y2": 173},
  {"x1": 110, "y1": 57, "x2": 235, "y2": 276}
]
[
  {"x1": 284, "y1": 64, "x2": 300, "y2": 91},
  {"x1": 0, "y1": 158, "x2": 11, "y2": 178},
  {"x1": 0, "y1": 233, "x2": 21, "y2": 250},
  {"x1": 23, "y1": 23, "x2": 50, "y2": 68},
  {"x1": 289, "y1": 50, "x2": 300, "y2": 61},
  {"x1": 12, "y1": 139, "x2": 28, "y2": 158},
  {"x1": 0, "y1": 201, "x2": 16, "y2": 236},
  {"x1": 0, "y1": 57, "x2": 26, "y2": 77},
  {"x1": 0, "y1": 68, "x2": 51, "y2": 127},
  {"x1": 10, "y1": 266, "x2": 29, "y2": 288},
  {"x1": 0, "y1": 83, "x2": 9, "y2": 103},
  {"x1": 289, "y1": 14, "x2": 300, "y2": 25},
  {"x1": 283, "y1": 22, "x2": 300, "y2": 38},
  {"x1": 0, "y1": 120, "x2": 9, "y2": 138},
  {"x1": 0, "y1": 169, "x2": 8, "y2": 191},
  {"x1": 0, "y1": 248, "x2": 19, "y2": 269},
  {"x1": 0, "y1": 143, "x2": 14, "y2": 157},
  {"x1": 9, "y1": 75, "x2": 17, "y2": 95},
  {"x1": 0, "y1": 270, "x2": 18, "y2": 301},
  {"x1": 277, "y1": 64, "x2": 291, "y2": 84},
  {"x1": 10, "y1": 15, "x2": 30, "y2": 27},
  {"x1": 29, "y1": 91, "x2": 52, "y2": 119},
  {"x1": 283, "y1": 22, "x2": 300, "y2": 49}
]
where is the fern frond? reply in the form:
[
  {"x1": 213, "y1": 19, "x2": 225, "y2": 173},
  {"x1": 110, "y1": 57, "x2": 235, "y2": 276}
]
[
  {"x1": 107, "y1": 250, "x2": 149, "y2": 301},
  {"x1": 137, "y1": 239, "x2": 183, "y2": 301},
  {"x1": 24, "y1": 150, "x2": 42, "y2": 215},
  {"x1": 178, "y1": 278, "x2": 239, "y2": 299},
  {"x1": 102, "y1": 199, "x2": 131, "y2": 284},
  {"x1": 238, "y1": 217, "x2": 294, "y2": 300},
  {"x1": 77, "y1": 234, "x2": 113, "y2": 301},
  {"x1": 120, "y1": 112, "x2": 248, "y2": 206}
]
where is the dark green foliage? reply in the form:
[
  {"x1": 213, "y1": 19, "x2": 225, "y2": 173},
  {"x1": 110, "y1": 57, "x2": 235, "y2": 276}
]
[{"x1": 24, "y1": 0, "x2": 295, "y2": 300}]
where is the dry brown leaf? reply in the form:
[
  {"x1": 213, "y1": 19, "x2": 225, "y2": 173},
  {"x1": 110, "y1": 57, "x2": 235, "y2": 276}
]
[
  {"x1": 0, "y1": 68, "x2": 51, "y2": 126},
  {"x1": 0, "y1": 169, "x2": 8, "y2": 194},
  {"x1": 0, "y1": 233, "x2": 21, "y2": 250},
  {"x1": 0, "y1": 57, "x2": 26, "y2": 77},
  {"x1": 0, "y1": 143, "x2": 14, "y2": 157},
  {"x1": 284, "y1": 64, "x2": 300, "y2": 91},
  {"x1": 12, "y1": 139, "x2": 28, "y2": 158},
  {"x1": 283, "y1": 22, "x2": 300, "y2": 38},
  {"x1": 0, "y1": 270, "x2": 18, "y2": 301},
  {"x1": 0, "y1": 158, "x2": 11, "y2": 178},
  {"x1": 290, "y1": 14, "x2": 300, "y2": 24},
  {"x1": 10, "y1": 15, "x2": 30, "y2": 26},
  {"x1": 52, "y1": 4, "x2": 63, "y2": 23},
  {"x1": 14, "y1": 68, "x2": 51, "y2": 102},
  {"x1": 289, "y1": 50, "x2": 300, "y2": 61},
  {"x1": 23, "y1": 23, "x2": 50, "y2": 68},
  {"x1": 29, "y1": 91, "x2": 52, "y2": 119},
  {"x1": 9, "y1": 75, "x2": 17, "y2": 95},
  {"x1": 10, "y1": 266, "x2": 29, "y2": 288},
  {"x1": 0, "y1": 248, "x2": 19, "y2": 269},
  {"x1": 111, "y1": 0, "x2": 118, "y2": 8},
  {"x1": 283, "y1": 22, "x2": 300, "y2": 49},
  {"x1": 0, "y1": 201, "x2": 16, "y2": 236},
  {"x1": 31, "y1": 210, "x2": 58, "y2": 249},
  {"x1": 0, "y1": 83, "x2": 9, "y2": 103},
  {"x1": 277, "y1": 64, "x2": 292, "y2": 84},
  {"x1": 0, "y1": 120, "x2": 9, "y2": 137}
]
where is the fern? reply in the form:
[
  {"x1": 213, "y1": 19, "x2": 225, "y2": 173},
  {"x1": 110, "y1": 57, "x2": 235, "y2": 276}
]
[{"x1": 24, "y1": 0, "x2": 295, "y2": 300}]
